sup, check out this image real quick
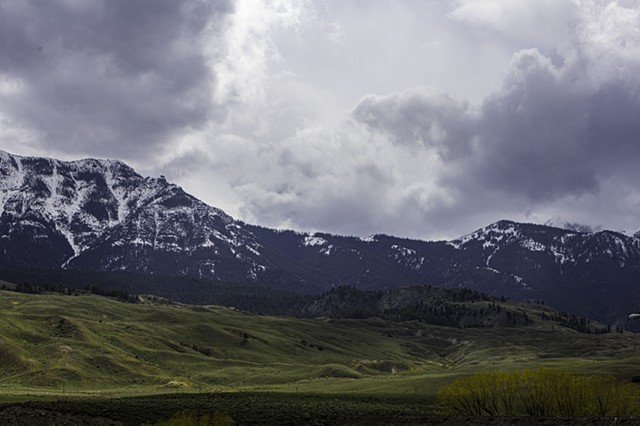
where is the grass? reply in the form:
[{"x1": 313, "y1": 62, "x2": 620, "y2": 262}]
[
  {"x1": 0, "y1": 392, "x2": 443, "y2": 425},
  {"x1": 2, "y1": 290, "x2": 640, "y2": 423}
]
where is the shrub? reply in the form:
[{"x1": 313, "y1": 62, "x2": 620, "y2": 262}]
[
  {"x1": 145, "y1": 410, "x2": 235, "y2": 426},
  {"x1": 439, "y1": 368, "x2": 639, "y2": 416}
]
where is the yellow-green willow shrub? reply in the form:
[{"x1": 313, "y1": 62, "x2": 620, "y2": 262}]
[{"x1": 439, "y1": 368, "x2": 640, "y2": 417}]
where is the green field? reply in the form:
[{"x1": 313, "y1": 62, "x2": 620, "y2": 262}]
[{"x1": 2, "y1": 290, "x2": 640, "y2": 423}]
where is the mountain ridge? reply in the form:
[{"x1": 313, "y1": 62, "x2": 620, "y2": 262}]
[{"x1": 2, "y1": 149, "x2": 640, "y2": 325}]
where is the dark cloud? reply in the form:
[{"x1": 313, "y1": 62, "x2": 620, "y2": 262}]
[
  {"x1": 0, "y1": 0, "x2": 232, "y2": 158},
  {"x1": 351, "y1": 47, "x2": 640, "y2": 207},
  {"x1": 467, "y1": 49, "x2": 640, "y2": 202},
  {"x1": 465, "y1": 49, "x2": 598, "y2": 200},
  {"x1": 352, "y1": 87, "x2": 475, "y2": 160}
]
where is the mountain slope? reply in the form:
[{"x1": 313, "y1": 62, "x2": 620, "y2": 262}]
[{"x1": 2, "y1": 150, "x2": 640, "y2": 324}]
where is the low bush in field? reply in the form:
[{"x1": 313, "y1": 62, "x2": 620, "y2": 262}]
[
  {"x1": 143, "y1": 410, "x2": 235, "y2": 426},
  {"x1": 439, "y1": 368, "x2": 639, "y2": 416}
]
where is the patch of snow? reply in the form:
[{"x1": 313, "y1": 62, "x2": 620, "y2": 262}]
[
  {"x1": 246, "y1": 245, "x2": 261, "y2": 256},
  {"x1": 391, "y1": 244, "x2": 416, "y2": 256},
  {"x1": 130, "y1": 237, "x2": 153, "y2": 246},
  {"x1": 320, "y1": 245, "x2": 334, "y2": 255},
  {"x1": 450, "y1": 221, "x2": 521, "y2": 250},
  {"x1": 201, "y1": 239, "x2": 216, "y2": 248},
  {"x1": 550, "y1": 247, "x2": 570, "y2": 265},
  {"x1": 303, "y1": 235, "x2": 327, "y2": 247},
  {"x1": 389, "y1": 245, "x2": 424, "y2": 270},
  {"x1": 212, "y1": 229, "x2": 237, "y2": 246},
  {"x1": 359, "y1": 235, "x2": 377, "y2": 243},
  {"x1": 486, "y1": 250, "x2": 497, "y2": 267},
  {"x1": 520, "y1": 238, "x2": 546, "y2": 252}
]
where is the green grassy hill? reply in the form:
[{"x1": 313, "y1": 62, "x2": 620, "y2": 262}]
[{"x1": 1, "y1": 289, "x2": 640, "y2": 401}]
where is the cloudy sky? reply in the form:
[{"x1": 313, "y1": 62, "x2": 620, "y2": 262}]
[{"x1": 1, "y1": 0, "x2": 640, "y2": 240}]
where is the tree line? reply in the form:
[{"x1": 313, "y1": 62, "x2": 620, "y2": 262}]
[{"x1": 2, "y1": 281, "x2": 137, "y2": 303}]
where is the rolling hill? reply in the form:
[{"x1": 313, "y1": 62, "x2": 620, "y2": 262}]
[{"x1": 0, "y1": 288, "x2": 637, "y2": 394}]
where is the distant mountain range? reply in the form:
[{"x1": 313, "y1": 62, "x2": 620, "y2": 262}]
[{"x1": 2, "y1": 149, "x2": 640, "y2": 325}]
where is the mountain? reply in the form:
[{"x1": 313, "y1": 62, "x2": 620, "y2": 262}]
[
  {"x1": 248, "y1": 221, "x2": 640, "y2": 323},
  {"x1": 2, "y1": 150, "x2": 640, "y2": 325},
  {"x1": 457, "y1": 221, "x2": 640, "y2": 318},
  {"x1": 0, "y1": 151, "x2": 274, "y2": 283}
]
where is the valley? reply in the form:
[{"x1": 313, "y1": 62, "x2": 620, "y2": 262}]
[{"x1": 2, "y1": 289, "x2": 640, "y2": 423}]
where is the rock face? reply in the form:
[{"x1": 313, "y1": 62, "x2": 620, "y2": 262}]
[{"x1": 2, "y1": 150, "x2": 640, "y2": 323}]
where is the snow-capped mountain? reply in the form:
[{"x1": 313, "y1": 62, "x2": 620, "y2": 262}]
[
  {"x1": 450, "y1": 219, "x2": 640, "y2": 269},
  {"x1": 2, "y1": 150, "x2": 640, "y2": 324},
  {"x1": 246, "y1": 220, "x2": 640, "y2": 323},
  {"x1": 445, "y1": 220, "x2": 640, "y2": 321},
  {"x1": 0, "y1": 150, "x2": 272, "y2": 285}
]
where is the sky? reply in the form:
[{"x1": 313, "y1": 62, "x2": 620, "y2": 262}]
[{"x1": 1, "y1": 0, "x2": 640, "y2": 240}]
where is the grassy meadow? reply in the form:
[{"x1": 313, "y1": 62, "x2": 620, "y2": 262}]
[{"x1": 2, "y1": 289, "x2": 640, "y2": 423}]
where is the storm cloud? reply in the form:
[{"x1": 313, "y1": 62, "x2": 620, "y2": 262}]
[
  {"x1": 2, "y1": 0, "x2": 640, "y2": 239},
  {"x1": 0, "y1": 0, "x2": 231, "y2": 158},
  {"x1": 223, "y1": 0, "x2": 640, "y2": 238}
]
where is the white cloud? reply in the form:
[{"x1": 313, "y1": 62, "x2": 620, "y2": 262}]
[
  {"x1": 450, "y1": 0, "x2": 579, "y2": 51},
  {"x1": 212, "y1": 0, "x2": 309, "y2": 106},
  {"x1": 577, "y1": 1, "x2": 640, "y2": 82}
]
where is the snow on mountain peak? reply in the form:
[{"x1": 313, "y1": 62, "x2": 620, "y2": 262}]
[
  {"x1": 0, "y1": 150, "x2": 235, "y2": 259},
  {"x1": 448, "y1": 220, "x2": 521, "y2": 249}
]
